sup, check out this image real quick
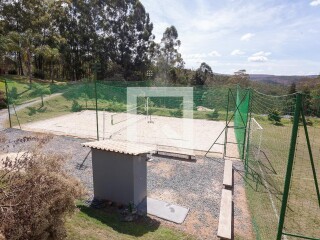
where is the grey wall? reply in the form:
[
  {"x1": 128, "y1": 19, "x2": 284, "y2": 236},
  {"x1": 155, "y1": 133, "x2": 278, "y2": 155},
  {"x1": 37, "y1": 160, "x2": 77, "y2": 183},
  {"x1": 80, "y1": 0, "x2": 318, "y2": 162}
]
[{"x1": 92, "y1": 149, "x2": 147, "y2": 206}]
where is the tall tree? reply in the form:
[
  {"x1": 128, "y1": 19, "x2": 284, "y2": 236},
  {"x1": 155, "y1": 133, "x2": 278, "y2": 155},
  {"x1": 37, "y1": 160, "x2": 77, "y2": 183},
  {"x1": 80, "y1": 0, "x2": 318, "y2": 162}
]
[
  {"x1": 193, "y1": 62, "x2": 213, "y2": 85},
  {"x1": 157, "y1": 26, "x2": 184, "y2": 81}
]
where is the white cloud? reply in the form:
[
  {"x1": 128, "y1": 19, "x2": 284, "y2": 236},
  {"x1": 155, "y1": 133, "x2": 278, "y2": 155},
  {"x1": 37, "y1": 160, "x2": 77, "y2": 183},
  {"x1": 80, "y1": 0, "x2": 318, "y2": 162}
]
[
  {"x1": 231, "y1": 49, "x2": 245, "y2": 56},
  {"x1": 248, "y1": 51, "x2": 271, "y2": 62},
  {"x1": 208, "y1": 51, "x2": 221, "y2": 57},
  {"x1": 140, "y1": 0, "x2": 320, "y2": 74},
  {"x1": 240, "y1": 33, "x2": 255, "y2": 41},
  {"x1": 310, "y1": 0, "x2": 320, "y2": 6},
  {"x1": 252, "y1": 51, "x2": 271, "y2": 56}
]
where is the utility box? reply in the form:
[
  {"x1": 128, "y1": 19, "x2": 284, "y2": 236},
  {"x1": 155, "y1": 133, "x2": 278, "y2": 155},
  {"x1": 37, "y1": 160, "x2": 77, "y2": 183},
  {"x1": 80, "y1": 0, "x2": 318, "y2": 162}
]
[{"x1": 82, "y1": 140, "x2": 153, "y2": 210}]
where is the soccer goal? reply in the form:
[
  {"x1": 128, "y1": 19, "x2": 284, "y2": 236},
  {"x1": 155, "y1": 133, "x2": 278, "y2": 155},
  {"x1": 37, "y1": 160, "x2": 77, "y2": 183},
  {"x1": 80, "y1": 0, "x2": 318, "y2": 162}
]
[{"x1": 248, "y1": 117, "x2": 263, "y2": 161}]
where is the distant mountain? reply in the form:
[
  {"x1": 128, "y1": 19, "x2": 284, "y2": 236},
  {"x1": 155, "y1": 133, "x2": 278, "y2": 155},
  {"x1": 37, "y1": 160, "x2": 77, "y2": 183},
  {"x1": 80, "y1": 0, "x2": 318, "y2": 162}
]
[{"x1": 249, "y1": 74, "x2": 318, "y2": 85}]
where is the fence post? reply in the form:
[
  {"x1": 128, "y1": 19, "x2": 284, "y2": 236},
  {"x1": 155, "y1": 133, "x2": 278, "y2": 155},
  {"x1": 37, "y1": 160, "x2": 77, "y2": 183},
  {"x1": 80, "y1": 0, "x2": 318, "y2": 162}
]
[
  {"x1": 94, "y1": 79, "x2": 99, "y2": 140},
  {"x1": 4, "y1": 79, "x2": 12, "y2": 128},
  {"x1": 276, "y1": 93, "x2": 302, "y2": 240},
  {"x1": 244, "y1": 89, "x2": 253, "y2": 176},
  {"x1": 223, "y1": 89, "x2": 230, "y2": 159}
]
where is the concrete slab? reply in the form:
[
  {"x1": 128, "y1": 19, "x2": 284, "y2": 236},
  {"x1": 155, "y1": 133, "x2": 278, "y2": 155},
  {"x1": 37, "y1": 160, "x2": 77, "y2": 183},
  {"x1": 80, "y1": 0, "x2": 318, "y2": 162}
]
[{"x1": 147, "y1": 197, "x2": 189, "y2": 224}]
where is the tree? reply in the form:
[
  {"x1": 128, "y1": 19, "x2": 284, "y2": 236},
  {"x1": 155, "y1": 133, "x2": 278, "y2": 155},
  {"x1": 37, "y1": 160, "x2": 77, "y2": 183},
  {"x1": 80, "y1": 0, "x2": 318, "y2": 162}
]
[
  {"x1": 302, "y1": 86, "x2": 312, "y2": 114},
  {"x1": 230, "y1": 69, "x2": 250, "y2": 87},
  {"x1": 193, "y1": 62, "x2": 213, "y2": 85},
  {"x1": 32, "y1": 83, "x2": 51, "y2": 107},
  {"x1": 288, "y1": 83, "x2": 297, "y2": 94},
  {"x1": 157, "y1": 26, "x2": 184, "y2": 81}
]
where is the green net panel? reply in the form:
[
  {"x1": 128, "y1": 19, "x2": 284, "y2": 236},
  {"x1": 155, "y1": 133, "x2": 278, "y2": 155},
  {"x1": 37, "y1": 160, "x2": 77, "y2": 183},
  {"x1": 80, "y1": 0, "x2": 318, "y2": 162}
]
[
  {"x1": 245, "y1": 90, "x2": 297, "y2": 240},
  {"x1": 234, "y1": 86, "x2": 250, "y2": 159},
  {"x1": 280, "y1": 95, "x2": 320, "y2": 240}
]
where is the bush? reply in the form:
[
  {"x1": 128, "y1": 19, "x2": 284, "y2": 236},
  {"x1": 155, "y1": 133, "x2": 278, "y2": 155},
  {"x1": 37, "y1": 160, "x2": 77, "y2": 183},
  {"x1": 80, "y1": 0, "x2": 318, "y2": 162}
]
[
  {"x1": 27, "y1": 106, "x2": 37, "y2": 116},
  {"x1": 33, "y1": 69, "x2": 45, "y2": 79},
  {"x1": 290, "y1": 116, "x2": 313, "y2": 126},
  {"x1": 0, "y1": 136, "x2": 85, "y2": 239},
  {"x1": 268, "y1": 109, "x2": 282, "y2": 125},
  {"x1": 9, "y1": 87, "x2": 18, "y2": 100},
  {"x1": 8, "y1": 69, "x2": 17, "y2": 75},
  {"x1": 71, "y1": 100, "x2": 82, "y2": 112},
  {"x1": 207, "y1": 110, "x2": 219, "y2": 119},
  {"x1": 0, "y1": 90, "x2": 7, "y2": 109}
]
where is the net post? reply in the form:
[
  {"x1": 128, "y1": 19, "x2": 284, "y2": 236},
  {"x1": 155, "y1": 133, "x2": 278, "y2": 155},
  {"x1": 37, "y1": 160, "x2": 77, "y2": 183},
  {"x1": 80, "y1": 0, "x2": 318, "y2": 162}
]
[
  {"x1": 276, "y1": 93, "x2": 302, "y2": 240},
  {"x1": 94, "y1": 79, "x2": 99, "y2": 140},
  {"x1": 223, "y1": 89, "x2": 230, "y2": 158},
  {"x1": 244, "y1": 88, "x2": 253, "y2": 176},
  {"x1": 103, "y1": 109, "x2": 105, "y2": 140},
  {"x1": 4, "y1": 79, "x2": 12, "y2": 128}
]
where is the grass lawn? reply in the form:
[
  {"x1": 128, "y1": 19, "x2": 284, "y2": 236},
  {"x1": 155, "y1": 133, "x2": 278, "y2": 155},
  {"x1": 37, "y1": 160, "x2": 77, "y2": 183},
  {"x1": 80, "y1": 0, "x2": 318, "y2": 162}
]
[
  {"x1": 66, "y1": 204, "x2": 195, "y2": 240},
  {"x1": 245, "y1": 115, "x2": 320, "y2": 239}
]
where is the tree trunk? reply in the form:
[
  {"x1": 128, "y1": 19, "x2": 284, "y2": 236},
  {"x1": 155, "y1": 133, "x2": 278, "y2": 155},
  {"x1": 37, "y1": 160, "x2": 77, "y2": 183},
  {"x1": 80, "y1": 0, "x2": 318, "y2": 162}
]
[
  {"x1": 27, "y1": 48, "x2": 32, "y2": 84},
  {"x1": 18, "y1": 52, "x2": 24, "y2": 76}
]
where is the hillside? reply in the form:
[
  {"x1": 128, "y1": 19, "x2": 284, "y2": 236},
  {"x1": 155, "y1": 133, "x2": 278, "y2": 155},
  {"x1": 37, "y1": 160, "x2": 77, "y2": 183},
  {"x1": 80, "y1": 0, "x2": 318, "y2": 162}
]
[{"x1": 249, "y1": 74, "x2": 318, "y2": 85}]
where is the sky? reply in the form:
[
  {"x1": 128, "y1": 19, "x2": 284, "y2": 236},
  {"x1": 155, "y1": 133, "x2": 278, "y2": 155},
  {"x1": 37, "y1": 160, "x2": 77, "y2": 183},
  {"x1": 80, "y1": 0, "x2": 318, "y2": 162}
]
[{"x1": 140, "y1": 0, "x2": 320, "y2": 75}]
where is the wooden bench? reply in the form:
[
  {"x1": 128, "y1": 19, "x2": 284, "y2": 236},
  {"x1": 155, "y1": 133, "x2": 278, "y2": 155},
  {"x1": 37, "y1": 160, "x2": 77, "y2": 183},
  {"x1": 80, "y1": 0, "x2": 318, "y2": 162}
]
[
  {"x1": 154, "y1": 149, "x2": 195, "y2": 161},
  {"x1": 217, "y1": 189, "x2": 233, "y2": 239},
  {"x1": 223, "y1": 160, "x2": 233, "y2": 189}
]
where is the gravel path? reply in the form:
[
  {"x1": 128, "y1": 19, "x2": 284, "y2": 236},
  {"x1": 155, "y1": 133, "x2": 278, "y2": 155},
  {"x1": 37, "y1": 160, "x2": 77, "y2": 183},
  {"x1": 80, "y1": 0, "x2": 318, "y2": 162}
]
[{"x1": 0, "y1": 128, "x2": 253, "y2": 239}]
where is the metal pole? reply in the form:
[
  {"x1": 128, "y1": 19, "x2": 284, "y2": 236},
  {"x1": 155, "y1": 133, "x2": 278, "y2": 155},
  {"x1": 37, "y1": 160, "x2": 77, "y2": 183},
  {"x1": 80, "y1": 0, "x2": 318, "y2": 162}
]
[
  {"x1": 276, "y1": 93, "x2": 302, "y2": 240},
  {"x1": 4, "y1": 79, "x2": 12, "y2": 128},
  {"x1": 95, "y1": 76, "x2": 99, "y2": 140},
  {"x1": 103, "y1": 109, "x2": 105, "y2": 140},
  {"x1": 223, "y1": 89, "x2": 230, "y2": 158},
  {"x1": 244, "y1": 89, "x2": 253, "y2": 175}
]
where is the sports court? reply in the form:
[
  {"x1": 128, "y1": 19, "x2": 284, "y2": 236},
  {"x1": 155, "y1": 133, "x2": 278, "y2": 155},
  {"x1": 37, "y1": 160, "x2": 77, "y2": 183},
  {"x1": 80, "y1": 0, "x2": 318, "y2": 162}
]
[{"x1": 20, "y1": 109, "x2": 239, "y2": 158}]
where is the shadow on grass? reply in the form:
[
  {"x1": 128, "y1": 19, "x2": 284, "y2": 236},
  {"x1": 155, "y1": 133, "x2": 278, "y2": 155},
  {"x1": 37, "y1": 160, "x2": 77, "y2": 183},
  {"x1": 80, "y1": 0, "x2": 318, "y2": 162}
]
[{"x1": 77, "y1": 204, "x2": 161, "y2": 237}]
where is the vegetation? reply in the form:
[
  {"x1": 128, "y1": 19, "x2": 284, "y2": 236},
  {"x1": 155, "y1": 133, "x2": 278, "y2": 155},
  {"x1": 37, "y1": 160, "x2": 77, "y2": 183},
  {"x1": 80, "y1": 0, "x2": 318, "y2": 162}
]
[
  {"x1": 268, "y1": 109, "x2": 282, "y2": 125},
  {"x1": 0, "y1": 90, "x2": 6, "y2": 109},
  {"x1": 66, "y1": 203, "x2": 195, "y2": 240},
  {"x1": 0, "y1": 135, "x2": 85, "y2": 239}
]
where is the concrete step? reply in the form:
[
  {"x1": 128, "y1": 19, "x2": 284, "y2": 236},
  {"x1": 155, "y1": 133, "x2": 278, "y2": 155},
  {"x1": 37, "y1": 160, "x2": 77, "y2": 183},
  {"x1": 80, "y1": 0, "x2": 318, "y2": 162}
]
[
  {"x1": 217, "y1": 189, "x2": 233, "y2": 239},
  {"x1": 223, "y1": 160, "x2": 233, "y2": 189}
]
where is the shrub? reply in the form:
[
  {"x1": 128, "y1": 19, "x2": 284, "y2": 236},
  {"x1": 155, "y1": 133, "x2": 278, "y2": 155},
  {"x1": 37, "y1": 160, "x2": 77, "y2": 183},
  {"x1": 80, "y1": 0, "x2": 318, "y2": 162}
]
[
  {"x1": 290, "y1": 116, "x2": 313, "y2": 126},
  {"x1": 9, "y1": 87, "x2": 18, "y2": 100},
  {"x1": 268, "y1": 109, "x2": 282, "y2": 125},
  {"x1": 27, "y1": 106, "x2": 37, "y2": 116},
  {"x1": 0, "y1": 136, "x2": 85, "y2": 239},
  {"x1": 0, "y1": 90, "x2": 7, "y2": 109},
  {"x1": 71, "y1": 100, "x2": 82, "y2": 112},
  {"x1": 207, "y1": 109, "x2": 219, "y2": 119},
  {"x1": 8, "y1": 69, "x2": 17, "y2": 75}
]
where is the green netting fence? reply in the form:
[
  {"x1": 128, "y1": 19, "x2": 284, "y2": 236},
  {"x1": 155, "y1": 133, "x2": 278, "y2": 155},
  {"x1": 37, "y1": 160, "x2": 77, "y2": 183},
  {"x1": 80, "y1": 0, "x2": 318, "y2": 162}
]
[
  {"x1": 1, "y1": 78, "x2": 319, "y2": 240},
  {"x1": 1, "y1": 79, "x2": 231, "y2": 139},
  {"x1": 245, "y1": 90, "x2": 320, "y2": 240}
]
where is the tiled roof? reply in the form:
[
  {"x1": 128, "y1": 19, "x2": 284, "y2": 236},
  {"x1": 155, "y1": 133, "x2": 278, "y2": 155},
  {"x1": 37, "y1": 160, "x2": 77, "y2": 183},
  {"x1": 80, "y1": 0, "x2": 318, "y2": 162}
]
[{"x1": 82, "y1": 139, "x2": 154, "y2": 155}]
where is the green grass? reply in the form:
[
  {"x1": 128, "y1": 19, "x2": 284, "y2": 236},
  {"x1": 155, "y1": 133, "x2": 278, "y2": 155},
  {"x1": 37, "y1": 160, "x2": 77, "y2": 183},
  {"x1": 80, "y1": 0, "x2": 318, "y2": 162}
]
[
  {"x1": 0, "y1": 75, "x2": 72, "y2": 105},
  {"x1": 245, "y1": 118, "x2": 320, "y2": 239},
  {"x1": 66, "y1": 203, "x2": 195, "y2": 240}
]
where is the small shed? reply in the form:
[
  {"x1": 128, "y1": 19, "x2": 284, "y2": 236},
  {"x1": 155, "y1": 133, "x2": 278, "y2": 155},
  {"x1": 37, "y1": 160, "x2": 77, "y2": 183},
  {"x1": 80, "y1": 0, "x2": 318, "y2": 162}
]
[{"x1": 82, "y1": 140, "x2": 154, "y2": 210}]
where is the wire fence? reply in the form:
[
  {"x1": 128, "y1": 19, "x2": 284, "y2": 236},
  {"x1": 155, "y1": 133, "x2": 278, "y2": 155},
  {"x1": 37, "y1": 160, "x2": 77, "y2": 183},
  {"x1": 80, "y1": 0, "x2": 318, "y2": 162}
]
[
  {"x1": 2, "y1": 79, "x2": 231, "y2": 140},
  {"x1": 245, "y1": 90, "x2": 320, "y2": 240},
  {"x1": 1, "y1": 79, "x2": 319, "y2": 239}
]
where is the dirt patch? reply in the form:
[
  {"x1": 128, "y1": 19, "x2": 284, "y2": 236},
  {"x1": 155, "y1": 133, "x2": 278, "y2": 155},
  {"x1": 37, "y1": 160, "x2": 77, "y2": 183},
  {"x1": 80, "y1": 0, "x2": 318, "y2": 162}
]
[
  {"x1": 148, "y1": 188, "x2": 179, "y2": 204},
  {"x1": 234, "y1": 170, "x2": 255, "y2": 240}
]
